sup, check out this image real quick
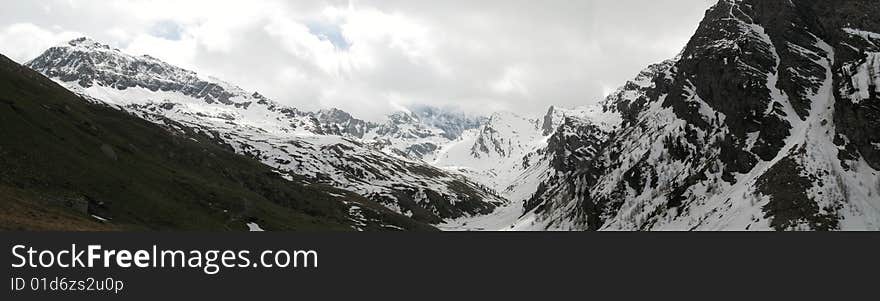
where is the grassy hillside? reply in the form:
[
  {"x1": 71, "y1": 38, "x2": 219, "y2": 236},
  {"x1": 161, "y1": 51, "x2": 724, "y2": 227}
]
[{"x1": 0, "y1": 54, "x2": 435, "y2": 231}]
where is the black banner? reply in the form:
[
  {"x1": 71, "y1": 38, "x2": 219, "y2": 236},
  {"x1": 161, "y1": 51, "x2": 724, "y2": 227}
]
[{"x1": 3, "y1": 232, "x2": 878, "y2": 300}]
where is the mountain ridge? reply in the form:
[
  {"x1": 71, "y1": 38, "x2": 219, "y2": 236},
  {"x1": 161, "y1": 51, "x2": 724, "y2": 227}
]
[
  {"x1": 14, "y1": 0, "x2": 880, "y2": 231},
  {"x1": 26, "y1": 38, "x2": 507, "y2": 225}
]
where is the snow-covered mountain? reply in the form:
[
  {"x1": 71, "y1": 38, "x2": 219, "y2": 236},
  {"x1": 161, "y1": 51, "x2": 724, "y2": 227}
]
[
  {"x1": 27, "y1": 37, "x2": 504, "y2": 225},
  {"x1": 363, "y1": 105, "x2": 486, "y2": 162},
  {"x1": 23, "y1": 0, "x2": 880, "y2": 231},
  {"x1": 433, "y1": 111, "x2": 545, "y2": 196},
  {"x1": 434, "y1": 105, "x2": 617, "y2": 230},
  {"x1": 312, "y1": 108, "x2": 376, "y2": 138},
  {"x1": 408, "y1": 105, "x2": 487, "y2": 140},
  {"x1": 512, "y1": 0, "x2": 880, "y2": 230}
]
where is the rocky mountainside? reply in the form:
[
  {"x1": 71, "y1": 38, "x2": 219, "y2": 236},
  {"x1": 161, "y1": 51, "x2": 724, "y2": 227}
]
[
  {"x1": 26, "y1": 38, "x2": 504, "y2": 225},
  {"x1": 312, "y1": 108, "x2": 376, "y2": 138},
  {"x1": 519, "y1": 0, "x2": 880, "y2": 230},
  {"x1": 16, "y1": 0, "x2": 879, "y2": 231},
  {"x1": 0, "y1": 53, "x2": 433, "y2": 231}
]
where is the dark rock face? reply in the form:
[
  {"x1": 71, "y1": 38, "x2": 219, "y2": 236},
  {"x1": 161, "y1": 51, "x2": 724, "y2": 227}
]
[
  {"x1": 604, "y1": 60, "x2": 675, "y2": 128},
  {"x1": 541, "y1": 106, "x2": 556, "y2": 136},
  {"x1": 28, "y1": 38, "x2": 241, "y2": 105},
  {"x1": 654, "y1": 0, "x2": 874, "y2": 229},
  {"x1": 313, "y1": 108, "x2": 377, "y2": 138},
  {"x1": 758, "y1": 154, "x2": 839, "y2": 231},
  {"x1": 405, "y1": 143, "x2": 439, "y2": 159},
  {"x1": 522, "y1": 116, "x2": 609, "y2": 227},
  {"x1": 545, "y1": 117, "x2": 606, "y2": 174},
  {"x1": 660, "y1": 0, "x2": 825, "y2": 179},
  {"x1": 835, "y1": 58, "x2": 880, "y2": 170},
  {"x1": 813, "y1": 0, "x2": 880, "y2": 170},
  {"x1": 528, "y1": 0, "x2": 880, "y2": 231}
]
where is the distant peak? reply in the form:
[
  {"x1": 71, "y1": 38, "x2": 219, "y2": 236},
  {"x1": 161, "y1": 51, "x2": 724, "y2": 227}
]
[
  {"x1": 62, "y1": 37, "x2": 118, "y2": 51},
  {"x1": 318, "y1": 107, "x2": 352, "y2": 118}
]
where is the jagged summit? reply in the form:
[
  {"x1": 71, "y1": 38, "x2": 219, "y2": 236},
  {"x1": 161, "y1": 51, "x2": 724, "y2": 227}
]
[
  {"x1": 542, "y1": 104, "x2": 621, "y2": 135},
  {"x1": 65, "y1": 36, "x2": 111, "y2": 48},
  {"x1": 29, "y1": 37, "x2": 265, "y2": 107},
  {"x1": 28, "y1": 38, "x2": 489, "y2": 144}
]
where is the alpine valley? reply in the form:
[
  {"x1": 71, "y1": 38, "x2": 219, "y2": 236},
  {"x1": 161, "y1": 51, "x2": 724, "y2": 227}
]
[{"x1": 3, "y1": 0, "x2": 879, "y2": 231}]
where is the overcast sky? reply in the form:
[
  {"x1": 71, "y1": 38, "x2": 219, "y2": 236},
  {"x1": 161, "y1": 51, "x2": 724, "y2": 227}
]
[{"x1": 0, "y1": 0, "x2": 716, "y2": 121}]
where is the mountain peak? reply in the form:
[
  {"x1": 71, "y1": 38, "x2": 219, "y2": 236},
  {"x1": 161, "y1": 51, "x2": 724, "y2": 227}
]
[
  {"x1": 67, "y1": 36, "x2": 97, "y2": 45},
  {"x1": 63, "y1": 37, "x2": 118, "y2": 51},
  {"x1": 28, "y1": 37, "x2": 259, "y2": 107},
  {"x1": 541, "y1": 106, "x2": 557, "y2": 135}
]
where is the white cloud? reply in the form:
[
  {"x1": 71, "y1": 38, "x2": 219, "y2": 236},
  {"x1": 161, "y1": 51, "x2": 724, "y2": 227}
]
[
  {"x1": 0, "y1": 23, "x2": 81, "y2": 63},
  {"x1": 124, "y1": 34, "x2": 198, "y2": 70},
  {"x1": 0, "y1": 0, "x2": 717, "y2": 121},
  {"x1": 491, "y1": 66, "x2": 530, "y2": 96}
]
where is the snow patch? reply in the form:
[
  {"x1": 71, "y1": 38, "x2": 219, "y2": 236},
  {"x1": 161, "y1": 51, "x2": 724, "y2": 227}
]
[{"x1": 246, "y1": 222, "x2": 264, "y2": 231}]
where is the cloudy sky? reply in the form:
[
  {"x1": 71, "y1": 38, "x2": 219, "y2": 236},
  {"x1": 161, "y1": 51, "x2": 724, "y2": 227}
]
[{"x1": 0, "y1": 0, "x2": 716, "y2": 121}]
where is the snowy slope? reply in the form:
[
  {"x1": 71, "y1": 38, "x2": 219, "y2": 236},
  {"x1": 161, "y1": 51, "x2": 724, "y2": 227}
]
[
  {"x1": 433, "y1": 111, "x2": 545, "y2": 193},
  {"x1": 27, "y1": 38, "x2": 505, "y2": 225},
  {"x1": 435, "y1": 105, "x2": 619, "y2": 231}
]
